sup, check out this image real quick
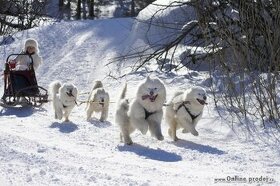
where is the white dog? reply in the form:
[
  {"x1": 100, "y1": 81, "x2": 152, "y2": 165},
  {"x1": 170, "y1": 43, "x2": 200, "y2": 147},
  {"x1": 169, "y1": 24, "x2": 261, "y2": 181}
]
[
  {"x1": 86, "y1": 80, "x2": 110, "y2": 122},
  {"x1": 115, "y1": 83, "x2": 132, "y2": 144},
  {"x1": 115, "y1": 77, "x2": 166, "y2": 145},
  {"x1": 165, "y1": 86, "x2": 207, "y2": 141},
  {"x1": 49, "y1": 81, "x2": 78, "y2": 122}
]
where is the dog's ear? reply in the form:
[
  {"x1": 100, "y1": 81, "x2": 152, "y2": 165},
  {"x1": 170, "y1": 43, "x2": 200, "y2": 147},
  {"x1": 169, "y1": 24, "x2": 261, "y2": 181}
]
[{"x1": 93, "y1": 81, "x2": 103, "y2": 90}]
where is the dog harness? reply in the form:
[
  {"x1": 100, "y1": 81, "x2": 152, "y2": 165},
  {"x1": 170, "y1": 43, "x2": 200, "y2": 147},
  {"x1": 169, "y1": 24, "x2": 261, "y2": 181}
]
[
  {"x1": 144, "y1": 108, "x2": 155, "y2": 120},
  {"x1": 62, "y1": 100, "x2": 78, "y2": 108},
  {"x1": 176, "y1": 102, "x2": 201, "y2": 121},
  {"x1": 64, "y1": 91, "x2": 78, "y2": 107}
]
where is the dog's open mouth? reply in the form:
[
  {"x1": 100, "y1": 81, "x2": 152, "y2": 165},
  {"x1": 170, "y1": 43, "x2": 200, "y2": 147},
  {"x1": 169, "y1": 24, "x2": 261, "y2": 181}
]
[
  {"x1": 197, "y1": 99, "x2": 207, "y2": 105},
  {"x1": 99, "y1": 102, "x2": 104, "y2": 107},
  {"x1": 142, "y1": 94, "x2": 158, "y2": 102},
  {"x1": 149, "y1": 95, "x2": 158, "y2": 102}
]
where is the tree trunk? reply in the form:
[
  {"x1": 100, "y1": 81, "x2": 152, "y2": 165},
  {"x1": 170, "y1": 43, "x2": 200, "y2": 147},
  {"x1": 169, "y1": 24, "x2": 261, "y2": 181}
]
[
  {"x1": 59, "y1": 0, "x2": 64, "y2": 7},
  {"x1": 76, "y1": 0, "x2": 81, "y2": 19},
  {"x1": 88, "y1": 0, "x2": 94, "y2": 19},
  {"x1": 66, "y1": 0, "x2": 71, "y2": 19},
  {"x1": 82, "y1": 0, "x2": 87, "y2": 19},
  {"x1": 131, "y1": 0, "x2": 135, "y2": 17}
]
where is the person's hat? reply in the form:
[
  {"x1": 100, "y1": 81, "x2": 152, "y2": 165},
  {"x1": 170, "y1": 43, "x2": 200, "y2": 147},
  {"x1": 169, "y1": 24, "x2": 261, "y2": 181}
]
[{"x1": 24, "y1": 38, "x2": 39, "y2": 53}]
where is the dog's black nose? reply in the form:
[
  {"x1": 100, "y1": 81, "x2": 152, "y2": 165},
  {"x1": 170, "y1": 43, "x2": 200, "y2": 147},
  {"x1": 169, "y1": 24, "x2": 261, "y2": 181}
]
[
  {"x1": 203, "y1": 96, "x2": 207, "y2": 100},
  {"x1": 150, "y1": 91, "x2": 154, "y2": 96},
  {"x1": 101, "y1": 98, "x2": 104, "y2": 102}
]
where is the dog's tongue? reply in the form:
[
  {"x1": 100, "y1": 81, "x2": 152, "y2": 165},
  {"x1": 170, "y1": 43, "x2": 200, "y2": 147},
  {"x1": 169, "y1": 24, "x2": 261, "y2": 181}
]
[
  {"x1": 149, "y1": 95, "x2": 158, "y2": 102},
  {"x1": 142, "y1": 94, "x2": 158, "y2": 102}
]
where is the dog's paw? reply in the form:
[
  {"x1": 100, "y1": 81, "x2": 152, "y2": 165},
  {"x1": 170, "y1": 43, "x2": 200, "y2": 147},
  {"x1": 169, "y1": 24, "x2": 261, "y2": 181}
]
[
  {"x1": 191, "y1": 130, "x2": 199, "y2": 136},
  {"x1": 124, "y1": 137, "x2": 133, "y2": 145},
  {"x1": 125, "y1": 140, "x2": 133, "y2": 145},
  {"x1": 99, "y1": 118, "x2": 106, "y2": 122},
  {"x1": 156, "y1": 135, "x2": 164, "y2": 141},
  {"x1": 173, "y1": 136, "x2": 179, "y2": 141},
  {"x1": 168, "y1": 128, "x2": 179, "y2": 141}
]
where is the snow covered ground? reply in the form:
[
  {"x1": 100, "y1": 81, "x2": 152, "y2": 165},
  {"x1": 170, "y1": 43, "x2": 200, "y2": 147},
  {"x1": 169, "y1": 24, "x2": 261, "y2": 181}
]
[{"x1": 0, "y1": 17, "x2": 279, "y2": 186}]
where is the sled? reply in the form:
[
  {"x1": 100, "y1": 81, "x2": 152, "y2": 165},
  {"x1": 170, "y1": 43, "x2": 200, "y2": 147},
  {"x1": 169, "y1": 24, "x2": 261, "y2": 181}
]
[{"x1": 0, "y1": 54, "x2": 48, "y2": 107}]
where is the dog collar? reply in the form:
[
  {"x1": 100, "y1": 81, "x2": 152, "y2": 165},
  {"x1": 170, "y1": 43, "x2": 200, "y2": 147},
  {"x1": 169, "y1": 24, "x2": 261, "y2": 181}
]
[{"x1": 176, "y1": 103, "x2": 201, "y2": 121}]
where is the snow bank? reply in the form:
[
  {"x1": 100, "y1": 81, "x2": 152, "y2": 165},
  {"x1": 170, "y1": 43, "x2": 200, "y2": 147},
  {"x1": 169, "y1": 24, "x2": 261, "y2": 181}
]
[{"x1": 124, "y1": 0, "x2": 196, "y2": 54}]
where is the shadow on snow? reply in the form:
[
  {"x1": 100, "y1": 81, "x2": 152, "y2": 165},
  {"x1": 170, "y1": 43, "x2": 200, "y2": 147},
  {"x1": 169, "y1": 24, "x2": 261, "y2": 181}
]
[
  {"x1": 87, "y1": 118, "x2": 112, "y2": 128},
  {"x1": 0, "y1": 106, "x2": 46, "y2": 117},
  {"x1": 173, "y1": 139, "x2": 225, "y2": 155},
  {"x1": 117, "y1": 143, "x2": 182, "y2": 162},
  {"x1": 50, "y1": 122, "x2": 78, "y2": 133}
]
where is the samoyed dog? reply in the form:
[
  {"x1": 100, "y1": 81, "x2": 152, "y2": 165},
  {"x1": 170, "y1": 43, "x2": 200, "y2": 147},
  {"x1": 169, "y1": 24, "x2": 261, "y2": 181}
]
[
  {"x1": 115, "y1": 77, "x2": 166, "y2": 145},
  {"x1": 49, "y1": 81, "x2": 78, "y2": 122},
  {"x1": 86, "y1": 80, "x2": 110, "y2": 122},
  {"x1": 165, "y1": 86, "x2": 207, "y2": 141},
  {"x1": 115, "y1": 83, "x2": 132, "y2": 144}
]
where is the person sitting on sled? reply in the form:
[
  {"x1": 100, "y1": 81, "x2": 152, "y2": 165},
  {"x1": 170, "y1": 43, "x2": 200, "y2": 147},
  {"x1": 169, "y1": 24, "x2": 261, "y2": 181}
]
[{"x1": 9, "y1": 38, "x2": 43, "y2": 71}]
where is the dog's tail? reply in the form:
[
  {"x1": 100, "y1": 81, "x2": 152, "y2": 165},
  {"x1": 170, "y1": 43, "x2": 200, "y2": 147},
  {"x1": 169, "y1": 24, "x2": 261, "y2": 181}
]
[
  {"x1": 119, "y1": 83, "x2": 127, "y2": 100},
  {"x1": 115, "y1": 83, "x2": 130, "y2": 126},
  {"x1": 92, "y1": 80, "x2": 103, "y2": 90},
  {"x1": 49, "y1": 81, "x2": 61, "y2": 99}
]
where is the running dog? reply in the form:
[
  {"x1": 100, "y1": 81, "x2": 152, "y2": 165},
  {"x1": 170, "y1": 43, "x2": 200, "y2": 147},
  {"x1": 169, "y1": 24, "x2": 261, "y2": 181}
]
[
  {"x1": 86, "y1": 80, "x2": 110, "y2": 122},
  {"x1": 49, "y1": 81, "x2": 78, "y2": 122},
  {"x1": 115, "y1": 77, "x2": 166, "y2": 145},
  {"x1": 115, "y1": 83, "x2": 132, "y2": 144},
  {"x1": 165, "y1": 86, "x2": 207, "y2": 141}
]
